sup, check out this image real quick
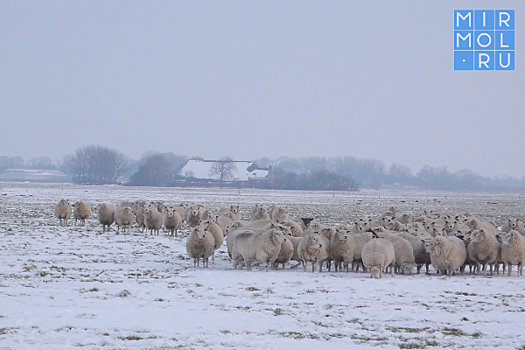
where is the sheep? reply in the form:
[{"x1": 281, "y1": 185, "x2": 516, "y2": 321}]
[
  {"x1": 300, "y1": 218, "x2": 315, "y2": 231},
  {"x1": 186, "y1": 205, "x2": 206, "y2": 227},
  {"x1": 200, "y1": 219, "x2": 224, "y2": 261},
  {"x1": 467, "y1": 229, "x2": 500, "y2": 276},
  {"x1": 220, "y1": 205, "x2": 241, "y2": 221},
  {"x1": 97, "y1": 203, "x2": 115, "y2": 233},
  {"x1": 500, "y1": 230, "x2": 525, "y2": 276},
  {"x1": 252, "y1": 207, "x2": 270, "y2": 221},
  {"x1": 163, "y1": 206, "x2": 183, "y2": 237},
  {"x1": 55, "y1": 199, "x2": 72, "y2": 226},
  {"x1": 396, "y1": 213, "x2": 412, "y2": 224},
  {"x1": 411, "y1": 240, "x2": 431, "y2": 274},
  {"x1": 186, "y1": 226, "x2": 215, "y2": 268},
  {"x1": 502, "y1": 218, "x2": 525, "y2": 235},
  {"x1": 144, "y1": 208, "x2": 163, "y2": 235},
  {"x1": 73, "y1": 201, "x2": 91, "y2": 226},
  {"x1": 214, "y1": 214, "x2": 233, "y2": 233},
  {"x1": 361, "y1": 237, "x2": 396, "y2": 278},
  {"x1": 270, "y1": 206, "x2": 289, "y2": 222},
  {"x1": 114, "y1": 206, "x2": 134, "y2": 234},
  {"x1": 424, "y1": 236, "x2": 467, "y2": 275},
  {"x1": 329, "y1": 229, "x2": 354, "y2": 272},
  {"x1": 466, "y1": 217, "x2": 498, "y2": 235},
  {"x1": 279, "y1": 220, "x2": 303, "y2": 237},
  {"x1": 297, "y1": 233, "x2": 330, "y2": 272},
  {"x1": 384, "y1": 234, "x2": 416, "y2": 275},
  {"x1": 349, "y1": 232, "x2": 374, "y2": 272},
  {"x1": 231, "y1": 227, "x2": 286, "y2": 271},
  {"x1": 174, "y1": 204, "x2": 188, "y2": 222},
  {"x1": 134, "y1": 202, "x2": 147, "y2": 233},
  {"x1": 271, "y1": 232, "x2": 294, "y2": 270},
  {"x1": 249, "y1": 204, "x2": 260, "y2": 218}
]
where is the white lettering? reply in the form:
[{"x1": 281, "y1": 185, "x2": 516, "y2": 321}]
[
  {"x1": 500, "y1": 33, "x2": 509, "y2": 48},
  {"x1": 479, "y1": 53, "x2": 490, "y2": 68},
  {"x1": 477, "y1": 33, "x2": 492, "y2": 48},
  {"x1": 499, "y1": 12, "x2": 510, "y2": 27},
  {"x1": 457, "y1": 12, "x2": 472, "y2": 27},
  {"x1": 457, "y1": 32, "x2": 472, "y2": 48},
  {"x1": 499, "y1": 53, "x2": 511, "y2": 68}
]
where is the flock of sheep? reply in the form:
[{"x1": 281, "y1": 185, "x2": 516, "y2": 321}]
[{"x1": 53, "y1": 199, "x2": 525, "y2": 278}]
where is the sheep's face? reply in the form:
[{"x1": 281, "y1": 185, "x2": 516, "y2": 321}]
[
  {"x1": 402, "y1": 264, "x2": 414, "y2": 275},
  {"x1": 193, "y1": 227, "x2": 207, "y2": 240},
  {"x1": 165, "y1": 209, "x2": 174, "y2": 218},
  {"x1": 445, "y1": 221, "x2": 455, "y2": 230},
  {"x1": 191, "y1": 208, "x2": 200, "y2": 217},
  {"x1": 510, "y1": 219, "x2": 518, "y2": 229},
  {"x1": 271, "y1": 230, "x2": 286, "y2": 244},
  {"x1": 334, "y1": 230, "x2": 347, "y2": 241},
  {"x1": 225, "y1": 222, "x2": 238, "y2": 234},
  {"x1": 310, "y1": 222, "x2": 322, "y2": 230},
  {"x1": 472, "y1": 230, "x2": 486, "y2": 243},
  {"x1": 308, "y1": 234, "x2": 323, "y2": 249},
  {"x1": 424, "y1": 240, "x2": 436, "y2": 253},
  {"x1": 370, "y1": 267, "x2": 381, "y2": 279},
  {"x1": 502, "y1": 231, "x2": 519, "y2": 245},
  {"x1": 230, "y1": 205, "x2": 239, "y2": 215}
]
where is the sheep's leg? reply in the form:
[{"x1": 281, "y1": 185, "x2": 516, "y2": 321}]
[
  {"x1": 508, "y1": 264, "x2": 512, "y2": 277},
  {"x1": 518, "y1": 263, "x2": 523, "y2": 277},
  {"x1": 303, "y1": 260, "x2": 307, "y2": 272}
]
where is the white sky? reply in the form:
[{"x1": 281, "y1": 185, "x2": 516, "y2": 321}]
[{"x1": 1, "y1": 1, "x2": 523, "y2": 177}]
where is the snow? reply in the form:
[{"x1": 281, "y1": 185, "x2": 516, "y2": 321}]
[{"x1": 1, "y1": 183, "x2": 525, "y2": 349}]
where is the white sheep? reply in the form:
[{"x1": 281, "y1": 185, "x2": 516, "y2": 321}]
[
  {"x1": 252, "y1": 207, "x2": 270, "y2": 221},
  {"x1": 163, "y1": 206, "x2": 183, "y2": 237},
  {"x1": 329, "y1": 229, "x2": 354, "y2": 272},
  {"x1": 55, "y1": 199, "x2": 72, "y2": 226},
  {"x1": 73, "y1": 201, "x2": 91, "y2": 226},
  {"x1": 361, "y1": 237, "x2": 396, "y2": 278},
  {"x1": 384, "y1": 234, "x2": 415, "y2": 275},
  {"x1": 186, "y1": 205, "x2": 206, "y2": 227},
  {"x1": 186, "y1": 226, "x2": 215, "y2": 268},
  {"x1": 214, "y1": 214, "x2": 233, "y2": 233},
  {"x1": 270, "y1": 206, "x2": 289, "y2": 222},
  {"x1": 501, "y1": 218, "x2": 525, "y2": 235},
  {"x1": 220, "y1": 205, "x2": 241, "y2": 221},
  {"x1": 144, "y1": 208, "x2": 163, "y2": 235},
  {"x1": 271, "y1": 232, "x2": 294, "y2": 270},
  {"x1": 279, "y1": 220, "x2": 303, "y2": 237},
  {"x1": 467, "y1": 229, "x2": 500, "y2": 276},
  {"x1": 114, "y1": 206, "x2": 134, "y2": 234},
  {"x1": 231, "y1": 227, "x2": 286, "y2": 271},
  {"x1": 297, "y1": 233, "x2": 330, "y2": 272},
  {"x1": 349, "y1": 232, "x2": 374, "y2": 272},
  {"x1": 500, "y1": 230, "x2": 525, "y2": 276},
  {"x1": 97, "y1": 203, "x2": 115, "y2": 233},
  {"x1": 200, "y1": 219, "x2": 224, "y2": 261},
  {"x1": 424, "y1": 236, "x2": 467, "y2": 275},
  {"x1": 466, "y1": 217, "x2": 498, "y2": 235}
]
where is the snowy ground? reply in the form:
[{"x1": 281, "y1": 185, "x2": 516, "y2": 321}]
[{"x1": 1, "y1": 183, "x2": 525, "y2": 350}]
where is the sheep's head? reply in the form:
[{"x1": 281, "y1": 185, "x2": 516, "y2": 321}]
[
  {"x1": 334, "y1": 230, "x2": 347, "y2": 241},
  {"x1": 308, "y1": 234, "x2": 323, "y2": 249},
  {"x1": 370, "y1": 267, "x2": 381, "y2": 279},
  {"x1": 230, "y1": 205, "x2": 239, "y2": 214},
  {"x1": 424, "y1": 240, "x2": 437, "y2": 253},
  {"x1": 401, "y1": 264, "x2": 414, "y2": 275},
  {"x1": 193, "y1": 227, "x2": 207, "y2": 240},
  {"x1": 510, "y1": 218, "x2": 518, "y2": 229},
  {"x1": 471, "y1": 229, "x2": 487, "y2": 242},
  {"x1": 271, "y1": 230, "x2": 286, "y2": 244}
]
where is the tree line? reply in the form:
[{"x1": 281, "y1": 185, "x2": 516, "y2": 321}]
[{"x1": 2, "y1": 146, "x2": 525, "y2": 191}]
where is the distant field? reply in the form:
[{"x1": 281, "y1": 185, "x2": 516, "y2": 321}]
[{"x1": 0, "y1": 183, "x2": 524, "y2": 349}]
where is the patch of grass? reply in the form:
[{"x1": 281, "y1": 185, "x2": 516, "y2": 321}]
[
  {"x1": 118, "y1": 335, "x2": 143, "y2": 341},
  {"x1": 471, "y1": 331, "x2": 482, "y2": 338},
  {"x1": 305, "y1": 289, "x2": 316, "y2": 293},
  {"x1": 312, "y1": 321, "x2": 329, "y2": 328},
  {"x1": 388, "y1": 327, "x2": 430, "y2": 334},
  {"x1": 0, "y1": 328, "x2": 8, "y2": 335},
  {"x1": 442, "y1": 327, "x2": 468, "y2": 336},
  {"x1": 273, "y1": 308, "x2": 284, "y2": 316},
  {"x1": 102, "y1": 332, "x2": 110, "y2": 336},
  {"x1": 220, "y1": 329, "x2": 231, "y2": 334},
  {"x1": 245, "y1": 286, "x2": 260, "y2": 292},
  {"x1": 399, "y1": 343, "x2": 425, "y2": 349}
]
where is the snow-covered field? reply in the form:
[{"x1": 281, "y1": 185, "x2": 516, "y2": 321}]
[{"x1": 1, "y1": 183, "x2": 525, "y2": 350}]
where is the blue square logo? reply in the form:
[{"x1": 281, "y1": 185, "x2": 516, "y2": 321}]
[
  {"x1": 496, "y1": 51, "x2": 515, "y2": 70},
  {"x1": 454, "y1": 51, "x2": 474, "y2": 70},
  {"x1": 455, "y1": 9, "x2": 514, "y2": 71},
  {"x1": 475, "y1": 10, "x2": 495, "y2": 30}
]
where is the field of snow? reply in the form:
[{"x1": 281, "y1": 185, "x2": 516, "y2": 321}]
[{"x1": 1, "y1": 183, "x2": 525, "y2": 350}]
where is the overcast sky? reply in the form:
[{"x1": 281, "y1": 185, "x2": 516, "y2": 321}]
[{"x1": 1, "y1": 1, "x2": 523, "y2": 177}]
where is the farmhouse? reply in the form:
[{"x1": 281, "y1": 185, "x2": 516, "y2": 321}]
[{"x1": 178, "y1": 159, "x2": 273, "y2": 188}]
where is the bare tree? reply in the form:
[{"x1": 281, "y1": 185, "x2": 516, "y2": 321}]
[
  {"x1": 63, "y1": 145, "x2": 130, "y2": 184},
  {"x1": 209, "y1": 156, "x2": 237, "y2": 188},
  {"x1": 129, "y1": 155, "x2": 174, "y2": 186}
]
